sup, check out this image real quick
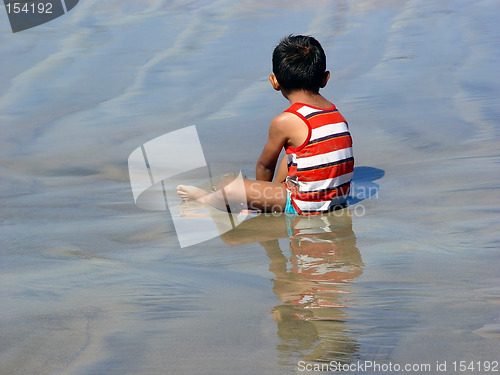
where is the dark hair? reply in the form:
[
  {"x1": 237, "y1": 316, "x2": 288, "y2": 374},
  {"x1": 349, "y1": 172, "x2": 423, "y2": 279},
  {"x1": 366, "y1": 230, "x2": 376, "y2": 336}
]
[{"x1": 272, "y1": 35, "x2": 327, "y2": 92}]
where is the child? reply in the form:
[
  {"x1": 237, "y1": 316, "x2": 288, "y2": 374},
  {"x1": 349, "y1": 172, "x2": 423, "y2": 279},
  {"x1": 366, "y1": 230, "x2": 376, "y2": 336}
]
[{"x1": 177, "y1": 35, "x2": 354, "y2": 215}]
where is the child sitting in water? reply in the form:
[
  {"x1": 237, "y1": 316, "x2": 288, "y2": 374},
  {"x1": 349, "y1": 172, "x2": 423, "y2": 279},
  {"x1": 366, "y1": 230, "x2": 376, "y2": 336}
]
[{"x1": 177, "y1": 35, "x2": 354, "y2": 215}]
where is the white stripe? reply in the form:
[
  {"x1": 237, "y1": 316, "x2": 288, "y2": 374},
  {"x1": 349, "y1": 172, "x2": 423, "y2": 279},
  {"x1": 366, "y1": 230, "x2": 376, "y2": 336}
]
[
  {"x1": 293, "y1": 195, "x2": 349, "y2": 212},
  {"x1": 294, "y1": 199, "x2": 328, "y2": 211},
  {"x1": 296, "y1": 147, "x2": 353, "y2": 169},
  {"x1": 296, "y1": 106, "x2": 317, "y2": 117},
  {"x1": 298, "y1": 171, "x2": 353, "y2": 193},
  {"x1": 310, "y1": 122, "x2": 349, "y2": 141}
]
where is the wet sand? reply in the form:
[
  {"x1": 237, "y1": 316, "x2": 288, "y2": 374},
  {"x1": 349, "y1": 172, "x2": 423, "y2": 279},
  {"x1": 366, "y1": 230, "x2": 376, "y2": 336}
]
[{"x1": 1, "y1": 0, "x2": 499, "y2": 374}]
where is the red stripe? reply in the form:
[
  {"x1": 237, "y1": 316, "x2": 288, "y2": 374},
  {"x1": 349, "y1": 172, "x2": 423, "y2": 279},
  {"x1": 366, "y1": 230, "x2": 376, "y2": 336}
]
[
  {"x1": 289, "y1": 102, "x2": 336, "y2": 112},
  {"x1": 308, "y1": 112, "x2": 347, "y2": 128},
  {"x1": 292, "y1": 185, "x2": 351, "y2": 202},
  {"x1": 306, "y1": 135, "x2": 352, "y2": 155},
  {"x1": 297, "y1": 159, "x2": 354, "y2": 180}
]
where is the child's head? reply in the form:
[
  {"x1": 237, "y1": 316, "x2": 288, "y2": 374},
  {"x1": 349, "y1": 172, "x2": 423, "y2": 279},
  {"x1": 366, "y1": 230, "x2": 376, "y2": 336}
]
[{"x1": 272, "y1": 35, "x2": 328, "y2": 93}]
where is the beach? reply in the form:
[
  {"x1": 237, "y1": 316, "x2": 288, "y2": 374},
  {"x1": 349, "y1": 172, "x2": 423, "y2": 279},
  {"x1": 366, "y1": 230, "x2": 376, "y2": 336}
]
[{"x1": 0, "y1": 0, "x2": 499, "y2": 374}]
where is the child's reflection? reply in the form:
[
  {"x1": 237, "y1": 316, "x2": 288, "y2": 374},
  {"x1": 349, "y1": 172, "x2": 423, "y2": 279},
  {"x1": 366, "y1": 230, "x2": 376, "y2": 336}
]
[{"x1": 220, "y1": 209, "x2": 363, "y2": 365}]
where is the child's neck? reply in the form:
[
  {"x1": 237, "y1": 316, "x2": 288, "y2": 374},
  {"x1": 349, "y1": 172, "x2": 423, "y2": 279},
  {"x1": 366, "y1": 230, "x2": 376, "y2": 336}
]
[{"x1": 285, "y1": 90, "x2": 332, "y2": 108}]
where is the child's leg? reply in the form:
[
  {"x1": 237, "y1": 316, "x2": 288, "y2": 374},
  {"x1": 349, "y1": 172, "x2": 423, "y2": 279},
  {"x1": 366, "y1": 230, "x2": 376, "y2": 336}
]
[
  {"x1": 238, "y1": 179, "x2": 288, "y2": 212},
  {"x1": 177, "y1": 178, "x2": 288, "y2": 213},
  {"x1": 176, "y1": 184, "x2": 231, "y2": 211}
]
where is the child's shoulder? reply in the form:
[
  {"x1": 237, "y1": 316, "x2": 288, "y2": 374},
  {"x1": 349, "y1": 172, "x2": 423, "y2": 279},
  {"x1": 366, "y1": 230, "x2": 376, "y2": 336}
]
[
  {"x1": 270, "y1": 110, "x2": 305, "y2": 132},
  {"x1": 269, "y1": 107, "x2": 309, "y2": 149}
]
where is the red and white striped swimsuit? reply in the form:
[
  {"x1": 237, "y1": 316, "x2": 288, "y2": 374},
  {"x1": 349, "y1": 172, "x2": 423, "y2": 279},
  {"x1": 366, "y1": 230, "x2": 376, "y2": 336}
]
[{"x1": 284, "y1": 102, "x2": 354, "y2": 215}]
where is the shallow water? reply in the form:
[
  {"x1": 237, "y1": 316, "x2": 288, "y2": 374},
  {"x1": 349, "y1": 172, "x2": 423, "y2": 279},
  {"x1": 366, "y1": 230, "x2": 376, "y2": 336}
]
[{"x1": 1, "y1": 0, "x2": 499, "y2": 374}]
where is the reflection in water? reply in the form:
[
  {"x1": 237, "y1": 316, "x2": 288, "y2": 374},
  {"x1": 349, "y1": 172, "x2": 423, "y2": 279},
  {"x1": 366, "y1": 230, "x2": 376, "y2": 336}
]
[{"x1": 220, "y1": 209, "x2": 363, "y2": 366}]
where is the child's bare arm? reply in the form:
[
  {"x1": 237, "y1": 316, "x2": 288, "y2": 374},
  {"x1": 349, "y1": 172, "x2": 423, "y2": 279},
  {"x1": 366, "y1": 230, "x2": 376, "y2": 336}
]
[
  {"x1": 274, "y1": 156, "x2": 288, "y2": 183},
  {"x1": 256, "y1": 116, "x2": 288, "y2": 181}
]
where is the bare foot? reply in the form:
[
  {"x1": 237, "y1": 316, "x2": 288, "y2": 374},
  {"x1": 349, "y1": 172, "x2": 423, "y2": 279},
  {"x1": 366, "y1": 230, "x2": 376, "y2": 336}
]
[{"x1": 176, "y1": 185, "x2": 210, "y2": 202}]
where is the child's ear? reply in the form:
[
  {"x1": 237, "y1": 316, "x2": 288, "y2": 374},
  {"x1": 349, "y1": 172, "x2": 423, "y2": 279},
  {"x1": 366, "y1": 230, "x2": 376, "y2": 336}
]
[
  {"x1": 320, "y1": 71, "x2": 331, "y2": 88},
  {"x1": 269, "y1": 74, "x2": 281, "y2": 91}
]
